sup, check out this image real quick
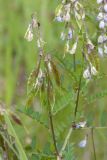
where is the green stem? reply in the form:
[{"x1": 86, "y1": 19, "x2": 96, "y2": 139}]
[
  {"x1": 91, "y1": 128, "x2": 97, "y2": 160},
  {"x1": 74, "y1": 70, "x2": 83, "y2": 121},
  {"x1": 59, "y1": 127, "x2": 73, "y2": 157},
  {"x1": 46, "y1": 63, "x2": 59, "y2": 158},
  {"x1": 73, "y1": 54, "x2": 76, "y2": 72}
]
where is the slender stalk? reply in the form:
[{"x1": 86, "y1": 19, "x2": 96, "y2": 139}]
[
  {"x1": 91, "y1": 128, "x2": 97, "y2": 160},
  {"x1": 74, "y1": 70, "x2": 83, "y2": 121},
  {"x1": 73, "y1": 54, "x2": 76, "y2": 72},
  {"x1": 59, "y1": 127, "x2": 73, "y2": 157},
  {"x1": 46, "y1": 63, "x2": 60, "y2": 158},
  {"x1": 48, "y1": 109, "x2": 59, "y2": 157}
]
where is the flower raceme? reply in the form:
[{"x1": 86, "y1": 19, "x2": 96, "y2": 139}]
[
  {"x1": 24, "y1": 15, "x2": 38, "y2": 42},
  {"x1": 55, "y1": 0, "x2": 85, "y2": 56},
  {"x1": 55, "y1": 0, "x2": 98, "y2": 81},
  {"x1": 83, "y1": 63, "x2": 98, "y2": 81},
  {"x1": 97, "y1": 0, "x2": 107, "y2": 57}
]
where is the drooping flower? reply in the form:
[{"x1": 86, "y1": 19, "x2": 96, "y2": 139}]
[
  {"x1": 60, "y1": 32, "x2": 66, "y2": 40},
  {"x1": 104, "y1": 44, "x2": 107, "y2": 54},
  {"x1": 63, "y1": 12, "x2": 70, "y2": 22},
  {"x1": 69, "y1": 39, "x2": 78, "y2": 55},
  {"x1": 68, "y1": 28, "x2": 73, "y2": 40},
  {"x1": 83, "y1": 64, "x2": 98, "y2": 80},
  {"x1": 76, "y1": 121, "x2": 87, "y2": 129},
  {"x1": 97, "y1": 0, "x2": 107, "y2": 57},
  {"x1": 86, "y1": 37, "x2": 94, "y2": 54},
  {"x1": 55, "y1": 16, "x2": 64, "y2": 22},
  {"x1": 24, "y1": 24, "x2": 33, "y2": 42},
  {"x1": 104, "y1": 4, "x2": 107, "y2": 12},
  {"x1": 0, "y1": 102, "x2": 5, "y2": 115},
  {"x1": 97, "y1": 12, "x2": 103, "y2": 21},
  {"x1": 24, "y1": 15, "x2": 38, "y2": 42},
  {"x1": 78, "y1": 136, "x2": 87, "y2": 148},
  {"x1": 83, "y1": 68, "x2": 91, "y2": 80},
  {"x1": 99, "y1": 20, "x2": 105, "y2": 29},
  {"x1": 98, "y1": 47, "x2": 104, "y2": 57}
]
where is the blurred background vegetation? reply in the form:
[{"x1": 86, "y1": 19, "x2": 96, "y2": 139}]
[{"x1": 0, "y1": 0, "x2": 107, "y2": 159}]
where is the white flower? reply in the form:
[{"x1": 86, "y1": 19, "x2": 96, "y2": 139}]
[
  {"x1": 34, "y1": 69, "x2": 44, "y2": 88},
  {"x1": 91, "y1": 66, "x2": 98, "y2": 75},
  {"x1": 98, "y1": 34, "x2": 107, "y2": 44},
  {"x1": 0, "y1": 103, "x2": 5, "y2": 115},
  {"x1": 24, "y1": 25, "x2": 33, "y2": 42},
  {"x1": 63, "y1": 12, "x2": 70, "y2": 22},
  {"x1": 60, "y1": 32, "x2": 65, "y2": 40},
  {"x1": 98, "y1": 47, "x2": 104, "y2": 57},
  {"x1": 55, "y1": 16, "x2": 63, "y2": 22},
  {"x1": 98, "y1": 35, "x2": 104, "y2": 43},
  {"x1": 97, "y1": 12, "x2": 103, "y2": 21},
  {"x1": 25, "y1": 30, "x2": 33, "y2": 42},
  {"x1": 104, "y1": 4, "x2": 107, "y2": 12},
  {"x1": 65, "y1": 41, "x2": 70, "y2": 53},
  {"x1": 104, "y1": 45, "x2": 107, "y2": 54},
  {"x1": 78, "y1": 137, "x2": 87, "y2": 148},
  {"x1": 68, "y1": 28, "x2": 73, "y2": 40},
  {"x1": 103, "y1": 34, "x2": 107, "y2": 42},
  {"x1": 97, "y1": 0, "x2": 103, "y2": 4},
  {"x1": 83, "y1": 68, "x2": 91, "y2": 79},
  {"x1": 37, "y1": 38, "x2": 45, "y2": 48},
  {"x1": 83, "y1": 65, "x2": 98, "y2": 80},
  {"x1": 99, "y1": 20, "x2": 105, "y2": 29},
  {"x1": 76, "y1": 121, "x2": 87, "y2": 128},
  {"x1": 69, "y1": 40, "x2": 78, "y2": 55},
  {"x1": 64, "y1": 3, "x2": 71, "y2": 12},
  {"x1": 87, "y1": 38, "x2": 94, "y2": 53},
  {"x1": 104, "y1": 13, "x2": 107, "y2": 22}
]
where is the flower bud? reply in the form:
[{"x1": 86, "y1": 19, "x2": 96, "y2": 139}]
[
  {"x1": 99, "y1": 20, "x2": 105, "y2": 29},
  {"x1": 104, "y1": 4, "x2": 107, "y2": 12},
  {"x1": 63, "y1": 12, "x2": 70, "y2": 22},
  {"x1": 97, "y1": 12, "x2": 103, "y2": 21},
  {"x1": 55, "y1": 16, "x2": 63, "y2": 22},
  {"x1": 98, "y1": 47, "x2": 104, "y2": 57}
]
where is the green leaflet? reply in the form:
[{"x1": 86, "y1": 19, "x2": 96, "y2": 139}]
[
  {"x1": 18, "y1": 107, "x2": 48, "y2": 129},
  {"x1": 52, "y1": 91, "x2": 73, "y2": 115},
  {"x1": 55, "y1": 4, "x2": 63, "y2": 16},
  {"x1": 87, "y1": 89, "x2": 107, "y2": 104},
  {"x1": 64, "y1": 144, "x2": 76, "y2": 160}
]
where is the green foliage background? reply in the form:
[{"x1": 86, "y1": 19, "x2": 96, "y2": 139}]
[{"x1": 0, "y1": 0, "x2": 107, "y2": 159}]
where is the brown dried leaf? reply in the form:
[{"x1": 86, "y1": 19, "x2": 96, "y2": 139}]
[
  {"x1": 11, "y1": 113, "x2": 22, "y2": 126},
  {"x1": 50, "y1": 60, "x2": 61, "y2": 86}
]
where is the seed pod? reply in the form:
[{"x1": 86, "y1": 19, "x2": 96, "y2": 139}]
[
  {"x1": 50, "y1": 60, "x2": 61, "y2": 86},
  {"x1": 11, "y1": 113, "x2": 22, "y2": 126}
]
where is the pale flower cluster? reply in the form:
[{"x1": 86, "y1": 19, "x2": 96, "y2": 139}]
[
  {"x1": 97, "y1": 0, "x2": 107, "y2": 57},
  {"x1": 83, "y1": 63, "x2": 98, "y2": 81}
]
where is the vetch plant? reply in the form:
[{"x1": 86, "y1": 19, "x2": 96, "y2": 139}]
[
  {"x1": 23, "y1": 2, "x2": 100, "y2": 158},
  {"x1": 23, "y1": 1, "x2": 103, "y2": 159},
  {"x1": 1, "y1": 1, "x2": 107, "y2": 160}
]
